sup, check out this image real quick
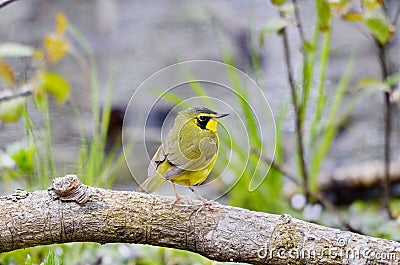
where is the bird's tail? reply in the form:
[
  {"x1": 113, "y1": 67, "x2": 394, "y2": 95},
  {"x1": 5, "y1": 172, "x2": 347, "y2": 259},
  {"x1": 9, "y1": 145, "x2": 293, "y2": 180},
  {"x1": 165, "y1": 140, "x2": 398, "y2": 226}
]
[{"x1": 136, "y1": 174, "x2": 166, "y2": 193}]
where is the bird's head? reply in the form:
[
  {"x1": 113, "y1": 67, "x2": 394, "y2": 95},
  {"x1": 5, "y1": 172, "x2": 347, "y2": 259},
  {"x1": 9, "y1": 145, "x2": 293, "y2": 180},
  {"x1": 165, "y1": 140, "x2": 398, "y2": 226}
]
[{"x1": 176, "y1": 107, "x2": 229, "y2": 132}]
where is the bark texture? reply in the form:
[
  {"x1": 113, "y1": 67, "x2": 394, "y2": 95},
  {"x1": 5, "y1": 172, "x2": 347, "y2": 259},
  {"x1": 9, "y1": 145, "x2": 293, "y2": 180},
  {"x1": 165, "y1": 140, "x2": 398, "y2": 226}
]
[{"x1": 0, "y1": 175, "x2": 399, "y2": 265}]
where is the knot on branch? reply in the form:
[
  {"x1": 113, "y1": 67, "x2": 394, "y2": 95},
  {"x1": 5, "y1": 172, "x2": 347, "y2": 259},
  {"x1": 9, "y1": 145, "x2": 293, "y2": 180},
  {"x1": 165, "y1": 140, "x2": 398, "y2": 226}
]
[{"x1": 49, "y1": 174, "x2": 90, "y2": 204}]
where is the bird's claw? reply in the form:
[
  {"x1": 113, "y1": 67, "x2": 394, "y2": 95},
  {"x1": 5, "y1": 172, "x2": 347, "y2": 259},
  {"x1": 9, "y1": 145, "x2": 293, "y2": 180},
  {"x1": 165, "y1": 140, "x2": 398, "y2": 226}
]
[
  {"x1": 169, "y1": 195, "x2": 187, "y2": 207},
  {"x1": 195, "y1": 200, "x2": 215, "y2": 214}
]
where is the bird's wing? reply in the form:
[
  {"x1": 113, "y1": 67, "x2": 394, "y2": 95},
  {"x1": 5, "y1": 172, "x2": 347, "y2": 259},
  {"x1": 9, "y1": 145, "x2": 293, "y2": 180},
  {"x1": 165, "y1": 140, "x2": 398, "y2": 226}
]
[
  {"x1": 147, "y1": 145, "x2": 167, "y2": 177},
  {"x1": 166, "y1": 134, "x2": 218, "y2": 172},
  {"x1": 145, "y1": 144, "x2": 185, "y2": 182},
  {"x1": 162, "y1": 165, "x2": 184, "y2": 180},
  {"x1": 137, "y1": 145, "x2": 168, "y2": 193}
]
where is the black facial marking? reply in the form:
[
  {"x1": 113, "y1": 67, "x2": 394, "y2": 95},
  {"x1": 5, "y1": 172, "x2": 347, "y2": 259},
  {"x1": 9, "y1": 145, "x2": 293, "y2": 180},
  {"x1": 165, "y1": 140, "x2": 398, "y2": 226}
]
[{"x1": 196, "y1": 116, "x2": 211, "y2": 130}]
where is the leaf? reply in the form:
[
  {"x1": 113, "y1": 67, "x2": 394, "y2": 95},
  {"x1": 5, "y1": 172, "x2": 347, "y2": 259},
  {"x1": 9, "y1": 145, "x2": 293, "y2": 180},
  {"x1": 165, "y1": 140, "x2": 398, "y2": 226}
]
[
  {"x1": 0, "y1": 59, "x2": 15, "y2": 87},
  {"x1": 342, "y1": 12, "x2": 363, "y2": 22},
  {"x1": 263, "y1": 17, "x2": 288, "y2": 33},
  {"x1": 329, "y1": 0, "x2": 351, "y2": 10},
  {"x1": 362, "y1": 0, "x2": 381, "y2": 10},
  {"x1": 259, "y1": 17, "x2": 288, "y2": 45},
  {"x1": 0, "y1": 43, "x2": 35, "y2": 58},
  {"x1": 56, "y1": 12, "x2": 69, "y2": 35},
  {"x1": 40, "y1": 71, "x2": 70, "y2": 104},
  {"x1": 25, "y1": 254, "x2": 32, "y2": 265},
  {"x1": 44, "y1": 34, "x2": 70, "y2": 64},
  {"x1": 316, "y1": 0, "x2": 332, "y2": 31},
  {"x1": 386, "y1": 73, "x2": 400, "y2": 87},
  {"x1": 271, "y1": 0, "x2": 286, "y2": 5},
  {"x1": 0, "y1": 97, "x2": 25, "y2": 123},
  {"x1": 364, "y1": 9, "x2": 394, "y2": 44},
  {"x1": 356, "y1": 77, "x2": 389, "y2": 91},
  {"x1": 9, "y1": 142, "x2": 36, "y2": 175},
  {"x1": 40, "y1": 251, "x2": 61, "y2": 265},
  {"x1": 278, "y1": 3, "x2": 294, "y2": 16}
]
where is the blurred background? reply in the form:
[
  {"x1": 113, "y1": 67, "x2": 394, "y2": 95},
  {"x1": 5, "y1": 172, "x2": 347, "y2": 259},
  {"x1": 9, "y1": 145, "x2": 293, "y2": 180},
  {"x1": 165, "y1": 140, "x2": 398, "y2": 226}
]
[{"x1": 1, "y1": 0, "x2": 400, "y2": 264}]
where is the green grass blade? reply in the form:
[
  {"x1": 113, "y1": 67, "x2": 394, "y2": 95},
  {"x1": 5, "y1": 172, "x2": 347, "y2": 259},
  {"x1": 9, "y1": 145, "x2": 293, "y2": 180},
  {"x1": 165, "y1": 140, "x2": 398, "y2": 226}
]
[
  {"x1": 300, "y1": 26, "x2": 320, "y2": 121},
  {"x1": 310, "y1": 56, "x2": 354, "y2": 190},
  {"x1": 309, "y1": 30, "x2": 331, "y2": 145}
]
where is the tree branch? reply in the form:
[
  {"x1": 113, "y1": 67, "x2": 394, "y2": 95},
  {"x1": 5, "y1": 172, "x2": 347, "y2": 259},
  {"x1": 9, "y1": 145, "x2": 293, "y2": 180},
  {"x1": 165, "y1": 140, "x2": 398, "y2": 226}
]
[
  {"x1": 1, "y1": 175, "x2": 399, "y2": 264},
  {"x1": 0, "y1": 0, "x2": 19, "y2": 9},
  {"x1": 0, "y1": 85, "x2": 33, "y2": 103}
]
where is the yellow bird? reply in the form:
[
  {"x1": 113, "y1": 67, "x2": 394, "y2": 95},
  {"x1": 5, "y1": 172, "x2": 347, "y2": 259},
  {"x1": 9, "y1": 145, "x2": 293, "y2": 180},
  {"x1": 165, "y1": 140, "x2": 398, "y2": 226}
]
[{"x1": 137, "y1": 107, "x2": 228, "y2": 204}]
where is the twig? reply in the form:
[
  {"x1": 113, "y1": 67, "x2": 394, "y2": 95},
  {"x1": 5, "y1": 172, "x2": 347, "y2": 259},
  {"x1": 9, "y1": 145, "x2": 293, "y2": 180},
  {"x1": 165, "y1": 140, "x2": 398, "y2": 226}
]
[
  {"x1": 393, "y1": 4, "x2": 400, "y2": 26},
  {"x1": 0, "y1": 85, "x2": 33, "y2": 103},
  {"x1": 291, "y1": 0, "x2": 308, "y2": 117},
  {"x1": 375, "y1": 39, "x2": 393, "y2": 219},
  {"x1": 279, "y1": 12, "x2": 310, "y2": 200},
  {"x1": 0, "y1": 175, "x2": 397, "y2": 264},
  {"x1": 255, "y1": 150, "x2": 360, "y2": 233},
  {"x1": 292, "y1": 0, "x2": 305, "y2": 45},
  {"x1": 0, "y1": 0, "x2": 19, "y2": 9}
]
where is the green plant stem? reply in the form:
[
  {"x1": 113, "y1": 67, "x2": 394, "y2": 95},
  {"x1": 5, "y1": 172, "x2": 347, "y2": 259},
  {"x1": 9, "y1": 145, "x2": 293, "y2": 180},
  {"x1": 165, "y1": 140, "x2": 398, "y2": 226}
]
[
  {"x1": 310, "y1": 57, "x2": 354, "y2": 192},
  {"x1": 100, "y1": 72, "x2": 113, "y2": 144},
  {"x1": 22, "y1": 106, "x2": 35, "y2": 188},
  {"x1": 310, "y1": 31, "x2": 330, "y2": 144},
  {"x1": 376, "y1": 40, "x2": 393, "y2": 219},
  {"x1": 308, "y1": 31, "x2": 332, "y2": 189},
  {"x1": 293, "y1": 0, "x2": 308, "y2": 121},
  {"x1": 280, "y1": 13, "x2": 310, "y2": 199},
  {"x1": 300, "y1": 28, "x2": 320, "y2": 124},
  {"x1": 42, "y1": 95, "x2": 56, "y2": 185}
]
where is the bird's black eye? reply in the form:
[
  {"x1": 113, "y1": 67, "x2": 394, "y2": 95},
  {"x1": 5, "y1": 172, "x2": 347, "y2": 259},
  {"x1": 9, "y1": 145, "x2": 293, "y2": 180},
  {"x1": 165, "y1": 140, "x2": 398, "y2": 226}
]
[
  {"x1": 198, "y1": 116, "x2": 207, "y2": 121},
  {"x1": 196, "y1": 115, "x2": 211, "y2": 130}
]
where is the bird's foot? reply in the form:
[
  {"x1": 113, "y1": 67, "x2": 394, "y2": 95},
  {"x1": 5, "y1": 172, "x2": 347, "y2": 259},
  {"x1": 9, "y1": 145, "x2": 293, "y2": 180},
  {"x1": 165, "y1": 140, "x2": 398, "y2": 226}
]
[
  {"x1": 169, "y1": 194, "x2": 184, "y2": 207},
  {"x1": 196, "y1": 199, "x2": 215, "y2": 214}
]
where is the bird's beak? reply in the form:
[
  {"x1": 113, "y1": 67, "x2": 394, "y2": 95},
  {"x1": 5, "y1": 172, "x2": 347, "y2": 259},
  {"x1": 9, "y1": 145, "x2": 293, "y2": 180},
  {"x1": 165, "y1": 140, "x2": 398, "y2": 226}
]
[{"x1": 213, "y1": 113, "x2": 229, "y2": 119}]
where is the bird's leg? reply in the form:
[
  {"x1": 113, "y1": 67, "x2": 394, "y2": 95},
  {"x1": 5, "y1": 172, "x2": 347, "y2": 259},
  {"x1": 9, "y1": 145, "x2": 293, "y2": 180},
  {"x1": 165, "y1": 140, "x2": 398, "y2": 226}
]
[
  {"x1": 189, "y1": 187, "x2": 210, "y2": 204},
  {"x1": 171, "y1": 182, "x2": 183, "y2": 203},
  {"x1": 188, "y1": 186, "x2": 214, "y2": 212}
]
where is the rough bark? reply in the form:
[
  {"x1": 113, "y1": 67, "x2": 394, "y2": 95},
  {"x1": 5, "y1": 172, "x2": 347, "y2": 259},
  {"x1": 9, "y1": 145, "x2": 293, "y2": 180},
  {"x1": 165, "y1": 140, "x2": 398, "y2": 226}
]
[{"x1": 0, "y1": 175, "x2": 399, "y2": 265}]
